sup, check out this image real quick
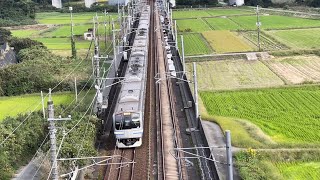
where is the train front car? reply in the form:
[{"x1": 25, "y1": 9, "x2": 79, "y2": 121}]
[{"x1": 113, "y1": 5, "x2": 150, "y2": 148}]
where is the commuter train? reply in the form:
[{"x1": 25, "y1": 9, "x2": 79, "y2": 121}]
[{"x1": 112, "y1": 4, "x2": 150, "y2": 148}]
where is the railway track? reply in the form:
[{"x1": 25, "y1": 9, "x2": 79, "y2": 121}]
[{"x1": 104, "y1": 148, "x2": 136, "y2": 180}]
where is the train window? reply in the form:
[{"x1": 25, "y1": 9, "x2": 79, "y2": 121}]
[{"x1": 115, "y1": 115, "x2": 122, "y2": 130}]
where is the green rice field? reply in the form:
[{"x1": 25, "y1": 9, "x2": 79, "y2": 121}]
[
  {"x1": 178, "y1": 33, "x2": 212, "y2": 55},
  {"x1": 176, "y1": 19, "x2": 212, "y2": 32},
  {"x1": 275, "y1": 162, "x2": 320, "y2": 179},
  {"x1": 0, "y1": 92, "x2": 74, "y2": 121},
  {"x1": 41, "y1": 24, "x2": 111, "y2": 37},
  {"x1": 204, "y1": 17, "x2": 242, "y2": 30},
  {"x1": 201, "y1": 86, "x2": 320, "y2": 145},
  {"x1": 266, "y1": 28, "x2": 320, "y2": 49}
]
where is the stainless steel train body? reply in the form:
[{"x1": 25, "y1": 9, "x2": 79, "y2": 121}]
[{"x1": 113, "y1": 4, "x2": 150, "y2": 148}]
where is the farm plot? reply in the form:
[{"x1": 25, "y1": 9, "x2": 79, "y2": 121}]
[
  {"x1": 204, "y1": 17, "x2": 242, "y2": 30},
  {"x1": 266, "y1": 28, "x2": 320, "y2": 49},
  {"x1": 186, "y1": 60, "x2": 284, "y2": 91},
  {"x1": 200, "y1": 85, "x2": 320, "y2": 145},
  {"x1": 240, "y1": 31, "x2": 288, "y2": 51},
  {"x1": 0, "y1": 92, "x2": 73, "y2": 121},
  {"x1": 230, "y1": 15, "x2": 320, "y2": 30},
  {"x1": 177, "y1": 19, "x2": 212, "y2": 32},
  {"x1": 275, "y1": 161, "x2": 320, "y2": 179},
  {"x1": 265, "y1": 55, "x2": 320, "y2": 84},
  {"x1": 202, "y1": 30, "x2": 253, "y2": 53},
  {"x1": 34, "y1": 38, "x2": 92, "y2": 50},
  {"x1": 178, "y1": 33, "x2": 212, "y2": 55}
]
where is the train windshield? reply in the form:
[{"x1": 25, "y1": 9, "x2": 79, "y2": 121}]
[{"x1": 115, "y1": 113, "x2": 140, "y2": 130}]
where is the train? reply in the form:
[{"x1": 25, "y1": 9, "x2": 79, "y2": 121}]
[{"x1": 112, "y1": 3, "x2": 150, "y2": 148}]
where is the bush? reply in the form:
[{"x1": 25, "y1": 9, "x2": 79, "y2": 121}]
[{"x1": 9, "y1": 37, "x2": 45, "y2": 54}]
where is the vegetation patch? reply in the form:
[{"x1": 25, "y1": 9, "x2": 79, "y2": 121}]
[
  {"x1": 230, "y1": 15, "x2": 320, "y2": 30},
  {"x1": 11, "y1": 30, "x2": 39, "y2": 38},
  {"x1": 177, "y1": 19, "x2": 212, "y2": 32},
  {"x1": 41, "y1": 24, "x2": 111, "y2": 37},
  {"x1": 235, "y1": 149, "x2": 320, "y2": 180},
  {"x1": 178, "y1": 33, "x2": 212, "y2": 55},
  {"x1": 201, "y1": 86, "x2": 320, "y2": 146},
  {"x1": 186, "y1": 60, "x2": 284, "y2": 91},
  {"x1": 34, "y1": 37, "x2": 92, "y2": 50},
  {"x1": 202, "y1": 30, "x2": 253, "y2": 53},
  {"x1": 275, "y1": 161, "x2": 320, "y2": 179},
  {"x1": 266, "y1": 28, "x2": 320, "y2": 49}
]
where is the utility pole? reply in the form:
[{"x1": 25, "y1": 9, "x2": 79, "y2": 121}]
[
  {"x1": 69, "y1": 7, "x2": 76, "y2": 59},
  {"x1": 256, "y1": 5, "x2": 261, "y2": 52},
  {"x1": 47, "y1": 88, "x2": 71, "y2": 180},
  {"x1": 180, "y1": 35, "x2": 185, "y2": 74}
]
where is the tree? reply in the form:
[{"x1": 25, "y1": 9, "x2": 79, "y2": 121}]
[{"x1": 0, "y1": 28, "x2": 11, "y2": 44}]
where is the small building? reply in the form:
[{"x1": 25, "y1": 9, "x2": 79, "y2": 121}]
[
  {"x1": 84, "y1": 28, "x2": 93, "y2": 41},
  {"x1": 229, "y1": 0, "x2": 244, "y2": 6}
]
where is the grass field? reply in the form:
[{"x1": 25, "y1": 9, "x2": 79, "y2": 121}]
[
  {"x1": 266, "y1": 28, "x2": 320, "y2": 49},
  {"x1": 0, "y1": 92, "x2": 74, "y2": 121},
  {"x1": 202, "y1": 30, "x2": 253, "y2": 53},
  {"x1": 177, "y1": 19, "x2": 212, "y2": 32},
  {"x1": 11, "y1": 30, "x2": 39, "y2": 38},
  {"x1": 230, "y1": 15, "x2": 320, "y2": 30},
  {"x1": 264, "y1": 55, "x2": 320, "y2": 84},
  {"x1": 186, "y1": 60, "x2": 284, "y2": 91},
  {"x1": 178, "y1": 33, "x2": 212, "y2": 55},
  {"x1": 275, "y1": 162, "x2": 320, "y2": 179},
  {"x1": 200, "y1": 85, "x2": 320, "y2": 145},
  {"x1": 36, "y1": 12, "x2": 117, "y2": 25},
  {"x1": 204, "y1": 17, "x2": 242, "y2": 30},
  {"x1": 173, "y1": 8, "x2": 253, "y2": 19}
]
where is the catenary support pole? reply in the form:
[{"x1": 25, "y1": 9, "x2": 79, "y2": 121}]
[
  {"x1": 193, "y1": 62, "x2": 199, "y2": 120},
  {"x1": 41, "y1": 91, "x2": 45, "y2": 119},
  {"x1": 226, "y1": 130, "x2": 233, "y2": 180},
  {"x1": 47, "y1": 88, "x2": 71, "y2": 180},
  {"x1": 180, "y1": 35, "x2": 185, "y2": 73},
  {"x1": 74, "y1": 77, "x2": 77, "y2": 102},
  {"x1": 175, "y1": 20, "x2": 178, "y2": 50}
]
